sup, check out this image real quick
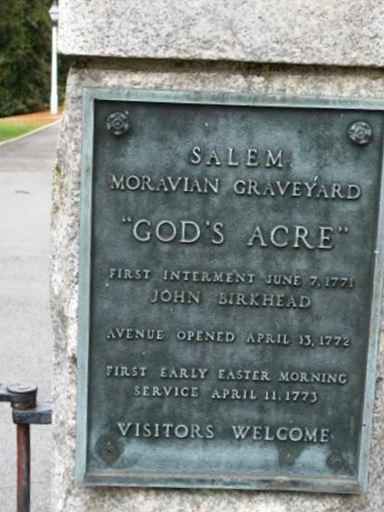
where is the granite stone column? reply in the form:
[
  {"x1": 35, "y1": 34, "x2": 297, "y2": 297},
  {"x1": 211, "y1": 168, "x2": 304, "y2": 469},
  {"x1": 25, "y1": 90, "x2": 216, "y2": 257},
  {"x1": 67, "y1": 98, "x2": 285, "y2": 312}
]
[{"x1": 51, "y1": 1, "x2": 384, "y2": 510}]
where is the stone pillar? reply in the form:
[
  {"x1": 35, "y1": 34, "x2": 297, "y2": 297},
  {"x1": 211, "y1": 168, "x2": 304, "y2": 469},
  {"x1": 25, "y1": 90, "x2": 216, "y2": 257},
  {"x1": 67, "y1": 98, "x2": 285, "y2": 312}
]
[{"x1": 52, "y1": 1, "x2": 384, "y2": 510}]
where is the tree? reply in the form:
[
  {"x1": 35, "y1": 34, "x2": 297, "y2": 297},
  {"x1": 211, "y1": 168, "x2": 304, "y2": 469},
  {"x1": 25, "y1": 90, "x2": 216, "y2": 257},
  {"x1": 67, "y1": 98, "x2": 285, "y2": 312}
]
[{"x1": 0, "y1": 0, "x2": 68, "y2": 117}]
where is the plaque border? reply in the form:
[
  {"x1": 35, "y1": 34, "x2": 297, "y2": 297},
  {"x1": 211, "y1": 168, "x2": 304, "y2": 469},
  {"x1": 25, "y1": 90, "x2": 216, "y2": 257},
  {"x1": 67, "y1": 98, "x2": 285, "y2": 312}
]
[{"x1": 76, "y1": 88, "x2": 384, "y2": 494}]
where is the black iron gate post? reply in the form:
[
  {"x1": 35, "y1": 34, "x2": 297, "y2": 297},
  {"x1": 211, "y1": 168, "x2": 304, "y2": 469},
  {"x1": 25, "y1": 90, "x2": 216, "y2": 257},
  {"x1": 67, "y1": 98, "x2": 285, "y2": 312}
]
[{"x1": 0, "y1": 382, "x2": 52, "y2": 512}]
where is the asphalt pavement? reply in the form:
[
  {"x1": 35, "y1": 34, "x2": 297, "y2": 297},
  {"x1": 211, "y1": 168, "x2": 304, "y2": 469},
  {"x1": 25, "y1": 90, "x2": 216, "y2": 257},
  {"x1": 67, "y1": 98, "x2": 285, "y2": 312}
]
[{"x1": 0, "y1": 122, "x2": 60, "y2": 511}]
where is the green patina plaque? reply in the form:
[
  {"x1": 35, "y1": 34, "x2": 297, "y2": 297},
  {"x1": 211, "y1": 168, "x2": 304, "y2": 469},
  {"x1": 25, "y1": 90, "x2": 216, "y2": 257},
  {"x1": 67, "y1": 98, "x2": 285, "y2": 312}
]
[{"x1": 76, "y1": 89, "x2": 384, "y2": 493}]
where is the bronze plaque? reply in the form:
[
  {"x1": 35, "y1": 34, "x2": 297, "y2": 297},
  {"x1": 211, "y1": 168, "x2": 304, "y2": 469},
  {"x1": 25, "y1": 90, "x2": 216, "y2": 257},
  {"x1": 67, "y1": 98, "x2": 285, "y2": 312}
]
[{"x1": 76, "y1": 89, "x2": 384, "y2": 493}]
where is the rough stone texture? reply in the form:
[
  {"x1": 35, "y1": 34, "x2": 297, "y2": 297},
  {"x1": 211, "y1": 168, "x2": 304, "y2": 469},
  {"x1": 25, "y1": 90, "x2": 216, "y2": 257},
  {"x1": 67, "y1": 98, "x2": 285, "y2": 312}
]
[
  {"x1": 58, "y1": 0, "x2": 384, "y2": 68},
  {"x1": 51, "y1": 59, "x2": 384, "y2": 511}
]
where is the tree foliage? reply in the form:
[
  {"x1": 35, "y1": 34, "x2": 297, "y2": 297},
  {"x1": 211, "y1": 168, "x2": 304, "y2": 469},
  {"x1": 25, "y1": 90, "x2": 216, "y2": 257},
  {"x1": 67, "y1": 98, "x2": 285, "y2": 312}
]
[{"x1": 0, "y1": 0, "x2": 69, "y2": 117}]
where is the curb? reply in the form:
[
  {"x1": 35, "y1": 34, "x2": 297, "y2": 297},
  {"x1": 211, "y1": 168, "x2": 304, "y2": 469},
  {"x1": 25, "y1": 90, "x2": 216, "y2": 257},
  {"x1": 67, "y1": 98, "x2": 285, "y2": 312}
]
[{"x1": 0, "y1": 119, "x2": 61, "y2": 148}]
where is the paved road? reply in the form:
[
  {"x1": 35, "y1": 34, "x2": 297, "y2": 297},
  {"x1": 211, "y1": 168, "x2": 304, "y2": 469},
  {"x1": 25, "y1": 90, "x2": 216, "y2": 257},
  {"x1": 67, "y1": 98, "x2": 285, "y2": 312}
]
[{"x1": 0, "y1": 122, "x2": 60, "y2": 511}]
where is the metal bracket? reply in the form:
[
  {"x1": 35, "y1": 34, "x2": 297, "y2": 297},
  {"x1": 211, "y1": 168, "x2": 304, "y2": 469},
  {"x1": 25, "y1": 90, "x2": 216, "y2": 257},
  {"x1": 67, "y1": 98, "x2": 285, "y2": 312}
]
[
  {"x1": 0, "y1": 382, "x2": 37, "y2": 408},
  {"x1": 0, "y1": 381, "x2": 52, "y2": 512},
  {"x1": 12, "y1": 402, "x2": 52, "y2": 425}
]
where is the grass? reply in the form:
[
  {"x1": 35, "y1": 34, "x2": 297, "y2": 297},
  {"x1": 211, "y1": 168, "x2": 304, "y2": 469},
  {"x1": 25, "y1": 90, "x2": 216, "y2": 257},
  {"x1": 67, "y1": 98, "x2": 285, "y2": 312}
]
[{"x1": 0, "y1": 113, "x2": 60, "y2": 143}]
